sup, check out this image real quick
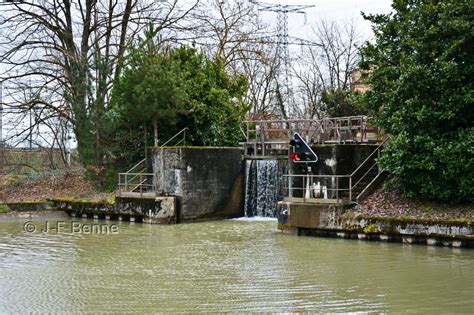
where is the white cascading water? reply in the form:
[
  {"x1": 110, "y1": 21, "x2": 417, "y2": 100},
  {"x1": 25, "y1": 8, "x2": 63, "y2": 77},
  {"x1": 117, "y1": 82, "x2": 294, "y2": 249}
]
[{"x1": 244, "y1": 159, "x2": 284, "y2": 217}]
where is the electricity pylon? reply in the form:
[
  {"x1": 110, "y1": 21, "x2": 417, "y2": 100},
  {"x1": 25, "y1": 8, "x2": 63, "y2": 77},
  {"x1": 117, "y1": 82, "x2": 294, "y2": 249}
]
[{"x1": 250, "y1": 1, "x2": 315, "y2": 118}]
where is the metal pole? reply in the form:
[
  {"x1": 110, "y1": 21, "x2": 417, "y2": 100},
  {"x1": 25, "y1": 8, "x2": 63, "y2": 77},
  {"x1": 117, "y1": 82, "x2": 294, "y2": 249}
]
[
  {"x1": 125, "y1": 173, "x2": 128, "y2": 193},
  {"x1": 349, "y1": 177, "x2": 352, "y2": 202},
  {"x1": 289, "y1": 165, "x2": 293, "y2": 199},
  {"x1": 118, "y1": 174, "x2": 122, "y2": 196},
  {"x1": 303, "y1": 176, "x2": 306, "y2": 203},
  {"x1": 0, "y1": 82, "x2": 3, "y2": 176},
  {"x1": 246, "y1": 121, "x2": 249, "y2": 141}
]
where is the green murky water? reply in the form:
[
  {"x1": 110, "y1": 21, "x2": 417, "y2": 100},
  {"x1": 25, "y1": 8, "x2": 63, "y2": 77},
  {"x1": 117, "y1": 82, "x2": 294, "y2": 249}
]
[{"x1": 0, "y1": 217, "x2": 473, "y2": 313}]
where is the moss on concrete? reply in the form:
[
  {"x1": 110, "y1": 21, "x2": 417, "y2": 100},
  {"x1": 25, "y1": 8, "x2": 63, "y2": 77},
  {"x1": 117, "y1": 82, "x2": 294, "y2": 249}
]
[
  {"x1": 363, "y1": 223, "x2": 381, "y2": 234},
  {"x1": 49, "y1": 198, "x2": 115, "y2": 206},
  {"x1": 0, "y1": 204, "x2": 11, "y2": 213},
  {"x1": 49, "y1": 198, "x2": 116, "y2": 216},
  {"x1": 359, "y1": 215, "x2": 473, "y2": 228},
  {"x1": 5, "y1": 201, "x2": 49, "y2": 212}
]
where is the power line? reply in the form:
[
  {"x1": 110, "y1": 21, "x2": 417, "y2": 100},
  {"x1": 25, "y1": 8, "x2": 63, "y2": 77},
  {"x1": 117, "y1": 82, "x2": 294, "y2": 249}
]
[{"x1": 250, "y1": 1, "x2": 315, "y2": 117}]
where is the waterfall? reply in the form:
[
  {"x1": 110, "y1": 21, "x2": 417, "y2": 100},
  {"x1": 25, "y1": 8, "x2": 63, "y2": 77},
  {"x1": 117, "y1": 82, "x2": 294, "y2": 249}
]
[{"x1": 244, "y1": 159, "x2": 287, "y2": 217}]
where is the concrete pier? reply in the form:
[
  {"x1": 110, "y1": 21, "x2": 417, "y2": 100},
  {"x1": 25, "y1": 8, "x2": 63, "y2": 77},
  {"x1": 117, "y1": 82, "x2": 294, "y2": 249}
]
[{"x1": 278, "y1": 200, "x2": 474, "y2": 248}]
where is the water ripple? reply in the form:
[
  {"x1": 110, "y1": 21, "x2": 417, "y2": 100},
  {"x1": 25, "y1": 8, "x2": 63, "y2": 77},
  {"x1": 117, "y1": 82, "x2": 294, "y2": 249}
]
[{"x1": 0, "y1": 219, "x2": 473, "y2": 313}]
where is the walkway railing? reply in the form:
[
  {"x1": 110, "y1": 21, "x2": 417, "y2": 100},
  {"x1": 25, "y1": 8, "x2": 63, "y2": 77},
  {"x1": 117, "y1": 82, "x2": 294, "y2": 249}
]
[
  {"x1": 243, "y1": 116, "x2": 382, "y2": 156},
  {"x1": 284, "y1": 174, "x2": 352, "y2": 204},
  {"x1": 160, "y1": 127, "x2": 188, "y2": 147},
  {"x1": 117, "y1": 127, "x2": 189, "y2": 196},
  {"x1": 118, "y1": 157, "x2": 155, "y2": 197},
  {"x1": 284, "y1": 139, "x2": 387, "y2": 204}
]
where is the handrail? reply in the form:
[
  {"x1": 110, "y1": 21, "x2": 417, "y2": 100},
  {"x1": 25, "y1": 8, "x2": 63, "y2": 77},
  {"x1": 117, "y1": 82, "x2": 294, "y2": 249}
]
[
  {"x1": 284, "y1": 173, "x2": 351, "y2": 203},
  {"x1": 125, "y1": 158, "x2": 146, "y2": 174},
  {"x1": 284, "y1": 174, "x2": 350, "y2": 178},
  {"x1": 284, "y1": 136, "x2": 390, "y2": 203},
  {"x1": 160, "y1": 127, "x2": 189, "y2": 147},
  {"x1": 243, "y1": 116, "x2": 381, "y2": 156},
  {"x1": 350, "y1": 137, "x2": 389, "y2": 177},
  {"x1": 352, "y1": 163, "x2": 378, "y2": 189},
  {"x1": 244, "y1": 115, "x2": 367, "y2": 124},
  {"x1": 117, "y1": 127, "x2": 190, "y2": 194}
]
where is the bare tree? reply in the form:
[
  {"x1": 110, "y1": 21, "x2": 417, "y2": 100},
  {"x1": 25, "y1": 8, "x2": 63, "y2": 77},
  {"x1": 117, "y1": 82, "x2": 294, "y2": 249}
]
[
  {"x1": 191, "y1": 0, "x2": 267, "y2": 72},
  {"x1": 239, "y1": 43, "x2": 280, "y2": 118},
  {"x1": 293, "y1": 20, "x2": 362, "y2": 118},
  {"x1": 0, "y1": 0, "x2": 196, "y2": 168},
  {"x1": 183, "y1": 0, "x2": 288, "y2": 119}
]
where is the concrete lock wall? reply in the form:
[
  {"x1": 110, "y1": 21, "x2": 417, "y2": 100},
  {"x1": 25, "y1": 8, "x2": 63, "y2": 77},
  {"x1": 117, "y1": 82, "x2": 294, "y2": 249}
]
[
  {"x1": 50, "y1": 197, "x2": 177, "y2": 224},
  {"x1": 308, "y1": 144, "x2": 378, "y2": 175},
  {"x1": 115, "y1": 196, "x2": 177, "y2": 224},
  {"x1": 279, "y1": 202, "x2": 474, "y2": 248},
  {"x1": 290, "y1": 144, "x2": 378, "y2": 199},
  {"x1": 149, "y1": 147, "x2": 245, "y2": 221}
]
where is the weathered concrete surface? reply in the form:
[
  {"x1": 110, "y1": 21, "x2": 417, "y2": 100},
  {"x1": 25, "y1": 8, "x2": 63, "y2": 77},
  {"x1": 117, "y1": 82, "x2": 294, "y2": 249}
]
[
  {"x1": 149, "y1": 147, "x2": 244, "y2": 221},
  {"x1": 0, "y1": 210, "x2": 69, "y2": 221},
  {"x1": 288, "y1": 203, "x2": 346, "y2": 229},
  {"x1": 346, "y1": 216, "x2": 473, "y2": 237},
  {"x1": 279, "y1": 202, "x2": 474, "y2": 248},
  {"x1": 51, "y1": 199, "x2": 115, "y2": 216},
  {"x1": 289, "y1": 144, "x2": 379, "y2": 200},
  {"x1": 5, "y1": 201, "x2": 52, "y2": 212},
  {"x1": 50, "y1": 197, "x2": 177, "y2": 224},
  {"x1": 243, "y1": 145, "x2": 378, "y2": 217},
  {"x1": 308, "y1": 144, "x2": 378, "y2": 176},
  {"x1": 115, "y1": 196, "x2": 176, "y2": 224}
]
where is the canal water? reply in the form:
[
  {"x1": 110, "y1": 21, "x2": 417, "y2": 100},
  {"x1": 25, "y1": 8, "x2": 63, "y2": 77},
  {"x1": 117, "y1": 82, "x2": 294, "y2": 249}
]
[{"x1": 0, "y1": 218, "x2": 473, "y2": 313}]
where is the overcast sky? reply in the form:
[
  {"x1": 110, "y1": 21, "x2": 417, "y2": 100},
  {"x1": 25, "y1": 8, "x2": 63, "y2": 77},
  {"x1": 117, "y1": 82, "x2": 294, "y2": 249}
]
[
  {"x1": 257, "y1": 0, "x2": 393, "y2": 41},
  {"x1": 1, "y1": 0, "x2": 394, "y2": 148}
]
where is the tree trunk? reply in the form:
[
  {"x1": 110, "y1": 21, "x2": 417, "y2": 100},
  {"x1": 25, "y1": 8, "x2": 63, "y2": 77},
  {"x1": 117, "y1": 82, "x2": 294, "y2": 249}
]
[{"x1": 153, "y1": 114, "x2": 159, "y2": 147}]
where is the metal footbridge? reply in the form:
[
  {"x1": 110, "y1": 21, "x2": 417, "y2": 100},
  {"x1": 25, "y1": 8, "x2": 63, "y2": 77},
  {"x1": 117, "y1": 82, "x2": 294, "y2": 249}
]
[{"x1": 243, "y1": 115, "x2": 383, "y2": 157}]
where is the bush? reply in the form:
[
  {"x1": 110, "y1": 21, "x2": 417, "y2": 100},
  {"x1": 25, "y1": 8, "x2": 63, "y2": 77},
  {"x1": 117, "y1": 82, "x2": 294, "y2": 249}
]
[{"x1": 360, "y1": 0, "x2": 474, "y2": 202}]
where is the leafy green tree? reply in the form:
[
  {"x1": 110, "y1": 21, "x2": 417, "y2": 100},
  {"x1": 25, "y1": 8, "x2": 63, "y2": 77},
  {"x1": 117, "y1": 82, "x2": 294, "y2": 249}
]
[
  {"x1": 108, "y1": 32, "x2": 248, "y2": 173},
  {"x1": 320, "y1": 89, "x2": 367, "y2": 117},
  {"x1": 360, "y1": 0, "x2": 474, "y2": 202},
  {"x1": 176, "y1": 48, "x2": 248, "y2": 146},
  {"x1": 111, "y1": 28, "x2": 186, "y2": 147}
]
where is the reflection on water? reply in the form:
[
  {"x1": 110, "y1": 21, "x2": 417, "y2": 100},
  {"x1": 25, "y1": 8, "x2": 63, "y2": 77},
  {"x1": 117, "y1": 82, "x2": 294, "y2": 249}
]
[{"x1": 0, "y1": 219, "x2": 473, "y2": 313}]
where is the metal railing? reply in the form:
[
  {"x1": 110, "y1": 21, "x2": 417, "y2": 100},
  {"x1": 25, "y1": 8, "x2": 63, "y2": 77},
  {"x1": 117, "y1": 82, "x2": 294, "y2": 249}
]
[
  {"x1": 117, "y1": 127, "x2": 190, "y2": 195},
  {"x1": 284, "y1": 174, "x2": 352, "y2": 204},
  {"x1": 118, "y1": 171, "x2": 156, "y2": 196},
  {"x1": 349, "y1": 137, "x2": 389, "y2": 201},
  {"x1": 243, "y1": 116, "x2": 382, "y2": 156},
  {"x1": 284, "y1": 139, "x2": 388, "y2": 204},
  {"x1": 160, "y1": 127, "x2": 189, "y2": 147}
]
